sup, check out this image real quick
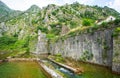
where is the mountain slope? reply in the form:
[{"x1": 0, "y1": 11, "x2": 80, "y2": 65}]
[
  {"x1": 0, "y1": 1, "x2": 12, "y2": 17},
  {"x1": 0, "y1": 1, "x2": 22, "y2": 22},
  {"x1": 0, "y1": 1, "x2": 120, "y2": 58}
]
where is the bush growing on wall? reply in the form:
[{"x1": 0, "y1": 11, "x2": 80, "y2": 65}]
[
  {"x1": 112, "y1": 27, "x2": 120, "y2": 37},
  {"x1": 55, "y1": 53, "x2": 64, "y2": 62},
  {"x1": 82, "y1": 19, "x2": 92, "y2": 26},
  {"x1": 37, "y1": 25, "x2": 48, "y2": 33},
  {"x1": 114, "y1": 18, "x2": 120, "y2": 25},
  {"x1": 80, "y1": 50, "x2": 93, "y2": 61}
]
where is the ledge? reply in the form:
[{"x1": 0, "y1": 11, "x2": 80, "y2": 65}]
[
  {"x1": 38, "y1": 61, "x2": 63, "y2": 78},
  {"x1": 48, "y1": 58, "x2": 82, "y2": 74}
]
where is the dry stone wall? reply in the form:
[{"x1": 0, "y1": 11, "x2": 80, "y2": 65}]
[
  {"x1": 112, "y1": 35, "x2": 120, "y2": 73},
  {"x1": 48, "y1": 26, "x2": 120, "y2": 73},
  {"x1": 49, "y1": 29, "x2": 113, "y2": 67}
]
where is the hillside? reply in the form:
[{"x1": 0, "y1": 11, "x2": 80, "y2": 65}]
[
  {"x1": 0, "y1": 1, "x2": 120, "y2": 58},
  {"x1": 0, "y1": 1, "x2": 22, "y2": 22}
]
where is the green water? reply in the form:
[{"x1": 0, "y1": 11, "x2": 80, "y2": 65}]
[
  {"x1": 78, "y1": 62, "x2": 120, "y2": 78},
  {"x1": 44, "y1": 59, "x2": 120, "y2": 78},
  {"x1": 0, "y1": 61, "x2": 120, "y2": 78},
  {"x1": 0, "y1": 61, "x2": 47, "y2": 78}
]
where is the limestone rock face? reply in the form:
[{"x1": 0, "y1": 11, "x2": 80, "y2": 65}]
[
  {"x1": 0, "y1": 22, "x2": 8, "y2": 37},
  {"x1": 35, "y1": 30, "x2": 48, "y2": 54},
  {"x1": 60, "y1": 26, "x2": 70, "y2": 36}
]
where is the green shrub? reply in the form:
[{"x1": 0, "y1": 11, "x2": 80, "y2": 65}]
[
  {"x1": 0, "y1": 36, "x2": 17, "y2": 46},
  {"x1": 49, "y1": 23, "x2": 62, "y2": 35},
  {"x1": 55, "y1": 57, "x2": 64, "y2": 62},
  {"x1": 84, "y1": 10, "x2": 94, "y2": 19},
  {"x1": 82, "y1": 19, "x2": 92, "y2": 26},
  {"x1": 52, "y1": 11, "x2": 57, "y2": 16},
  {"x1": 14, "y1": 36, "x2": 29, "y2": 48},
  {"x1": 80, "y1": 50, "x2": 93, "y2": 61},
  {"x1": 55, "y1": 53, "x2": 64, "y2": 62},
  {"x1": 114, "y1": 18, "x2": 120, "y2": 25},
  {"x1": 92, "y1": 24, "x2": 99, "y2": 30},
  {"x1": 112, "y1": 27, "x2": 120, "y2": 37},
  {"x1": 46, "y1": 34, "x2": 55, "y2": 39},
  {"x1": 68, "y1": 31, "x2": 76, "y2": 37},
  {"x1": 70, "y1": 21, "x2": 78, "y2": 29},
  {"x1": 56, "y1": 53, "x2": 62, "y2": 57},
  {"x1": 101, "y1": 22, "x2": 108, "y2": 28},
  {"x1": 58, "y1": 17, "x2": 66, "y2": 22},
  {"x1": 32, "y1": 20, "x2": 38, "y2": 25},
  {"x1": 114, "y1": 52, "x2": 119, "y2": 57},
  {"x1": 37, "y1": 26, "x2": 48, "y2": 33}
]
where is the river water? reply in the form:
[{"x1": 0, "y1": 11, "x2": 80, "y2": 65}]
[{"x1": 42, "y1": 60, "x2": 120, "y2": 78}]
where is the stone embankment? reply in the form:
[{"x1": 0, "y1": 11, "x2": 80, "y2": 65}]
[
  {"x1": 39, "y1": 62, "x2": 63, "y2": 78},
  {"x1": 48, "y1": 58, "x2": 82, "y2": 74}
]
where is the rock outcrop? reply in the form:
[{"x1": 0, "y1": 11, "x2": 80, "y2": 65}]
[{"x1": 35, "y1": 30, "x2": 48, "y2": 54}]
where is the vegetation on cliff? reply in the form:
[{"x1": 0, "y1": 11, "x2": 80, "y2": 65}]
[{"x1": 0, "y1": 1, "x2": 120, "y2": 58}]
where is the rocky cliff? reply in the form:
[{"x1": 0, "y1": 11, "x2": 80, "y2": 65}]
[{"x1": 35, "y1": 30, "x2": 48, "y2": 54}]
